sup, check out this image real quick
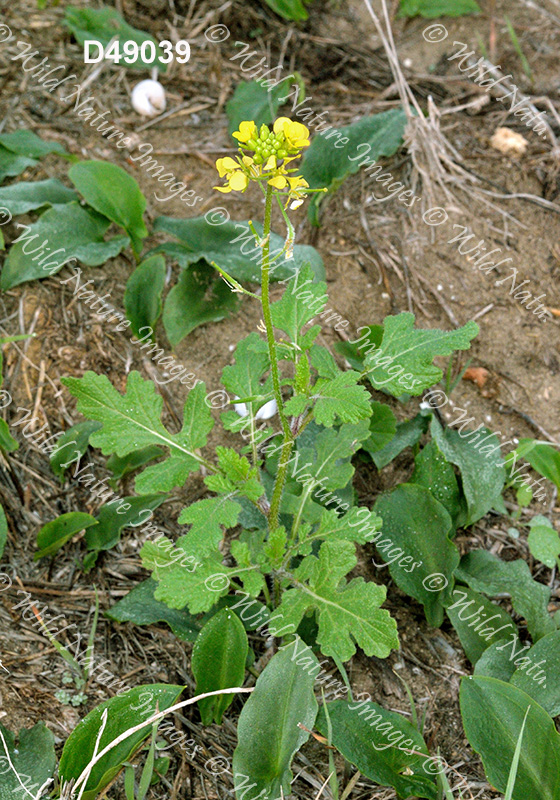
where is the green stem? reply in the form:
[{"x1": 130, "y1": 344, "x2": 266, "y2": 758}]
[{"x1": 261, "y1": 185, "x2": 294, "y2": 529}]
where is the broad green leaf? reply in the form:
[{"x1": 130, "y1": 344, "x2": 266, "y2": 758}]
[
  {"x1": 286, "y1": 371, "x2": 371, "y2": 427},
  {"x1": 222, "y1": 332, "x2": 272, "y2": 409},
  {"x1": 363, "y1": 313, "x2": 479, "y2": 397},
  {"x1": 85, "y1": 494, "x2": 166, "y2": 557},
  {"x1": 445, "y1": 586, "x2": 517, "y2": 663},
  {"x1": 177, "y1": 496, "x2": 242, "y2": 556},
  {"x1": 124, "y1": 255, "x2": 166, "y2": 339},
  {"x1": 363, "y1": 401, "x2": 397, "y2": 453},
  {"x1": 0, "y1": 722, "x2": 55, "y2": 800},
  {"x1": 511, "y1": 630, "x2": 560, "y2": 716},
  {"x1": 456, "y1": 550, "x2": 555, "y2": 641},
  {"x1": 0, "y1": 130, "x2": 67, "y2": 159},
  {"x1": 527, "y1": 517, "x2": 560, "y2": 569},
  {"x1": 276, "y1": 540, "x2": 398, "y2": 661},
  {"x1": 105, "y1": 578, "x2": 201, "y2": 641},
  {"x1": 35, "y1": 511, "x2": 98, "y2": 560},
  {"x1": 460, "y1": 676, "x2": 560, "y2": 800},
  {"x1": 192, "y1": 608, "x2": 248, "y2": 724},
  {"x1": 398, "y1": 0, "x2": 481, "y2": 18},
  {"x1": 153, "y1": 216, "x2": 325, "y2": 283},
  {"x1": 0, "y1": 178, "x2": 78, "y2": 214},
  {"x1": 301, "y1": 109, "x2": 408, "y2": 225},
  {"x1": 226, "y1": 78, "x2": 291, "y2": 135},
  {"x1": 49, "y1": 420, "x2": 102, "y2": 480},
  {"x1": 365, "y1": 412, "x2": 429, "y2": 469},
  {"x1": 163, "y1": 260, "x2": 240, "y2": 346},
  {"x1": 58, "y1": 685, "x2": 183, "y2": 799},
  {"x1": 0, "y1": 419, "x2": 18, "y2": 452},
  {"x1": 262, "y1": 0, "x2": 309, "y2": 20},
  {"x1": 69, "y1": 161, "x2": 147, "y2": 254},
  {"x1": 64, "y1": 7, "x2": 168, "y2": 72},
  {"x1": 514, "y1": 438, "x2": 560, "y2": 490},
  {"x1": 474, "y1": 639, "x2": 519, "y2": 682},
  {"x1": 0, "y1": 505, "x2": 6, "y2": 559},
  {"x1": 107, "y1": 446, "x2": 163, "y2": 481},
  {"x1": 374, "y1": 484, "x2": 458, "y2": 626},
  {"x1": 232, "y1": 638, "x2": 318, "y2": 799},
  {"x1": 0, "y1": 146, "x2": 37, "y2": 182},
  {"x1": 411, "y1": 440, "x2": 464, "y2": 527},
  {"x1": 271, "y1": 263, "x2": 327, "y2": 348},
  {"x1": 1, "y1": 202, "x2": 129, "y2": 289},
  {"x1": 62, "y1": 373, "x2": 213, "y2": 494},
  {"x1": 315, "y1": 701, "x2": 438, "y2": 799},
  {"x1": 431, "y1": 416, "x2": 504, "y2": 525},
  {"x1": 335, "y1": 324, "x2": 384, "y2": 371}
]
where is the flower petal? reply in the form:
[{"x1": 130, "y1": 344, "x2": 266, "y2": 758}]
[
  {"x1": 229, "y1": 171, "x2": 249, "y2": 191},
  {"x1": 268, "y1": 175, "x2": 287, "y2": 189}
]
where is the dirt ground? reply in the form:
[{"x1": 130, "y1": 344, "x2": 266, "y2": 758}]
[{"x1": 0, "y1": 0, "x2": 559, "y2": 798}]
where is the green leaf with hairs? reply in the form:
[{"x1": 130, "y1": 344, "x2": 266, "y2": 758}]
[
  {"x1": 62, "y1": 372, "x2": 213, "y2": 494},
  {"x1": 363, "y1": 313, "x2": 479, "y2": 397},
  {"x1": 276, "y1": 540, "x2": 399, "y2": 661},
  {"x1": 177, "y1": 497, "x2": 242, "y2": 556},
  {"x1": 271, "y1": 263, "x2": 327, "y2": 349},
  {"x1": 286, "y1": 371, "x2": 371, "y2": 427}
]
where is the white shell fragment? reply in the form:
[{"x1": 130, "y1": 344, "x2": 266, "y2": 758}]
[
  {"x1": 490, "y1": 127, "x2": 528, "y2": 157},
  {"x1": 131, "y1": 79, "x2": 166, "y2": 117},
  {"x1": 234, "y1": 397, "x2": 278, "y2": 420}
]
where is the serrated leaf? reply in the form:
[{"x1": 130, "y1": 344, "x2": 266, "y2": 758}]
[
  {"x1": 456, "y1": 549, "x2": 555, "y2": 641},
  {"x1": 64, "y1": 6, "x2": 168, "y2": 72},
  {"x1": 153, "y1": 216, "x2": 325, "y2": 284},
  {"x1": 35, "y1": 512, "x2": 98, "y2": 560},
  {"x1": 69, "y1": 161, "x2": 147, "y2": 254},
  {"x1": 363, "y1": 400, "x2": 397, "y2": 453},
  {"x1": 124, "y1": 255, "x2": 166, "y2": 339},
  {"x1": 105, "y1": 578, "x2": 201, "y2": 641},
  {"x1": 49, "y1": 420, "x2": 102, "y2": 480},
  {"x1": 232, "y1": 638, "x2": 318, "y2": 799},
  {"x1": 363, "y1": 313, "x2": 478, "y2": 397},
  {"x1": 58, "y1": 685, "x2": 183, "y2": 799},
  {"x1": 430, "y1": 416, "x2": 504, "y2": 525},
  {"x1": 0, "y1": 178, "x2": 78, "y2": 215},
  {"x1": 277, "y1": 540, "x2": 398, "y2": 661},
  {"x1": 226, "y1": 78, "x2": 292, "y2": 135},
  {"x1": 192, "y1": 608, "x2": 248, "y2": 724},
  {"x1": 301, "y1": 109, "x2": 408, "y2": 225},
  {"x1": 177, "y1": 496, "x2": 242, "y2": 555},
  {"x1": 205, "y1": 447, "x2": 263, "y2": 502},
  {"x1": 0, "y1": 722, "x2": 55, "y2": 800},
  {"x1": 62, "y1": 373, "x2": 213, "y2": 494},
  {"x1": 335, "y1": 324, "x2": 384, "y2": 371},
  {"x1": 292, "y1": 371, "x2": 371, "y2": 427},
  {"x1": 296, "y1": 506, "x2": 382, "y2": 557},
  {"x1": 1, "y1": 203, "x2": 129, "y2": 289},
  {"x1": 271, "y1": 263, "x2": 327, "y2": 348},
  {"x1": 511, "y1": 630, "x2": 560, "y2": 716},
  {"x1": 399, "y1": 0, "x2": 481, "y2": 18},
  {"x1": 446, "y1": 585, "x2": 517, "y2": 663},
  {"x1": 315, "y1": 701, "x2": 437, "y2": 799},
  {"x1": 163, "y1": 260, "x2": 240, "y2": 346},
  {"x1": 460, "y1": 677, "x2": 560, "y2": 800},
  {"x1": 374, "y1": 484, "x2": 459, "y2": 626}
]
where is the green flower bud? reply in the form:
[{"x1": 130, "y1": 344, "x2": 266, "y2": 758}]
[{"x1": 277, "y1": 149, "x2": 287, "y2": 158}]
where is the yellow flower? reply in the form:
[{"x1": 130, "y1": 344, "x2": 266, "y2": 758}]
[
  {"x1": 232, "y1": 121, "x2": 258, "y2": 144},
  {"x1": 268, "y1": 175, "x2": 287, "y2": 189},
  {"x1": 287, "y1": 176, "x2": 309, "y2": 193},
  {"x1": 214, "y1": 156, "x2": 249, "y2": 193},
  {"x1": 273, "y1": 117, "x2": 310, "y2": 150}
]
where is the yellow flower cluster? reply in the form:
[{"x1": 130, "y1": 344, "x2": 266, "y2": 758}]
[{"x1": 214, "y1": 117, "x2": 310, "y2": 207}]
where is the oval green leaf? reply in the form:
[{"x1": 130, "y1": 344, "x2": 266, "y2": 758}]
[
  {"x1": 191, "y1": 607, "x2": 248, "y2": 724},
  {"x1": 124, "y1": 255, "x2": 166, "y2": 339},
  {"x1": 35, "y1": 511, "x2": 98, "y2": 560}
]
